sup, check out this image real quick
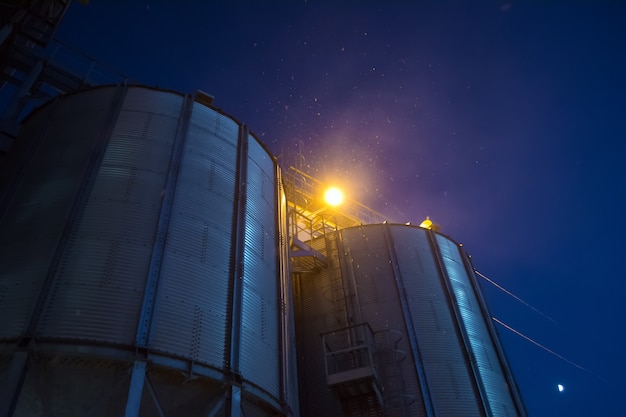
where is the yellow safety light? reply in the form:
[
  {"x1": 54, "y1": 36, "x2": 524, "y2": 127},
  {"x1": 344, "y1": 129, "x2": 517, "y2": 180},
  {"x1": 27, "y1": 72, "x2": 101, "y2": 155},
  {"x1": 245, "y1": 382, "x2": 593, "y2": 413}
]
[
  {"x1": 419, "y1": 217, "x2": 433, "y2": 229},
  {"x1": 324, "y1": 187, "x2": 344, "y2": 207},
  {"x1": 419, "y1": 216, "x2": 440, "y2": 232}
]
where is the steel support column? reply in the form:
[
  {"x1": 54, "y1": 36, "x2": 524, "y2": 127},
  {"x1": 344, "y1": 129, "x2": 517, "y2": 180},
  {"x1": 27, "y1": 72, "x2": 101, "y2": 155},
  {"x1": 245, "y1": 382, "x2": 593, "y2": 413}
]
[
  {"x1": 0, "y1": 351, "x2": 28, "y2": 417},
  {"x1": 124, "y1": 360, "x2": 147, "y2": 417},
  {"x1": 226, "y1": 125, "x2": 249, "y2": 416},
  {"x1": 135, "y1": 94, "x2": 194, "y2": 347},
  {"x1": 4, "y1": 59, "x2": 43, "y2": 121},
  {"x1": 225, "y1": 385, "x2": 242, "y2": 417}
]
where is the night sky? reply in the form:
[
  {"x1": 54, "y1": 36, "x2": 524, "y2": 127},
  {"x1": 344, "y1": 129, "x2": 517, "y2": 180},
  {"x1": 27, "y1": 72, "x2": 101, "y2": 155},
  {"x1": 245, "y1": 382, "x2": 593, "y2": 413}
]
[{"x1": 55, "y1": 1, "x2": 626, "y2": 415}]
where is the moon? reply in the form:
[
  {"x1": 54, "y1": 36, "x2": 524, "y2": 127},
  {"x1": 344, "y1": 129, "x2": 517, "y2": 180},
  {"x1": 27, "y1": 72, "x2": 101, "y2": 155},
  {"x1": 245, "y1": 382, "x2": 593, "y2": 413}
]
[{"x1": 557, "y1": 384, "x2": 565, "y2": 392}]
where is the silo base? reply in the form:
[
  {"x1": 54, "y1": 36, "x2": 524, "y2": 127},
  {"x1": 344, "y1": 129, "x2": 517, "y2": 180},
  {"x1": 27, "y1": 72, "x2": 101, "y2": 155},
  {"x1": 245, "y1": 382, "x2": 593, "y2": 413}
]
[{"x1": 1, "y1": 346, "x2": 283, "y2": 417}]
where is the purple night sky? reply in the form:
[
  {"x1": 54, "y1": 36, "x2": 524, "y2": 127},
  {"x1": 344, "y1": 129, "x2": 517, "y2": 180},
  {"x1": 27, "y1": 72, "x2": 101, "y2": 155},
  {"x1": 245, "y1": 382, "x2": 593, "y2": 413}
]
[{"x1": 55, "y1": 1, "x2": 626, "y2": 415}]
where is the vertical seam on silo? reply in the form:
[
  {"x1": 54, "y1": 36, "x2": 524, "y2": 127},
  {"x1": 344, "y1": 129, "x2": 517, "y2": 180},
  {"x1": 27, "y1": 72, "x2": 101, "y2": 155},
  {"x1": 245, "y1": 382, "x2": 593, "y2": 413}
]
[
  {"x1": 461, "y1": 251, "x2": 529, "y2": 417},
  {"x1": 0, "y1": 85, "x2": 128, "y2": 417},
  {"x1": 222, "y1": 124, "x2": 249, "y2": 416},
  {"x1": 275, "y1": 166, "x2": 292, "y2": 414},
  {"x1": 20, "y1": 85, "x2": 129, "y2": 343},
  {"x1": 135, "y1": 93, "x2": 194, "y2": 348},
  {"x1": 227, "y1": 124, "x2": 249, "y2": 376},
  {"x1": 427, "y1": 231, "x2": 491, "y2": 417},
  {"x1": 382, "y1": 223, "x2": 437, "y2": 417}
]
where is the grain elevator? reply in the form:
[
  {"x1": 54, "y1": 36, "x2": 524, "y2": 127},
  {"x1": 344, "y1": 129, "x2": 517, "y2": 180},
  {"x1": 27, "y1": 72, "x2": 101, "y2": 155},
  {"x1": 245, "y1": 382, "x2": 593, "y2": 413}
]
[{"x1": 0, "y1": 2, "x2": 526, "y2": 416}]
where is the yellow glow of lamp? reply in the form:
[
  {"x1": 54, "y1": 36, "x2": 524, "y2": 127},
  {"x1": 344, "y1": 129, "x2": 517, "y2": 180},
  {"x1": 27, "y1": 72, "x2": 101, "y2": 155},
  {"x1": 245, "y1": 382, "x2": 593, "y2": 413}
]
[{"x1": 324, "y1": 187, "x2": 344, "y2": 207}]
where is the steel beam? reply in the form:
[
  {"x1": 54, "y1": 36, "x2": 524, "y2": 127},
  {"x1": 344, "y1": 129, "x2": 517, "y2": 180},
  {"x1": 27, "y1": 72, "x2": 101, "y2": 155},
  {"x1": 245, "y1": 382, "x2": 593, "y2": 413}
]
[
  {"x1": 136, "y1": 95, "x2": 194, "y2": 347},
  {"x1": 124, "y1": 360, "x2": 147, "y2": 417},
  {"x1": 0, "y1": 351, "x2": 28, "y2": 417}
]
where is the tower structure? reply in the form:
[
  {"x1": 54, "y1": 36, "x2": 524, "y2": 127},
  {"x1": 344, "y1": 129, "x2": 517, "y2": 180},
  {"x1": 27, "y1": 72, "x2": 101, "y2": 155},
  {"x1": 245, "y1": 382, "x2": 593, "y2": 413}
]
[
  {"x1": 0, "y1": 89, "x2": 528, "y2": 417},
  {"x1": 0, "y1": 3, "x2": 526, "y2": 417},
  {"x1": 290, "y1": 223, "x2": 527, "y2": 417},
  {"x1": 0, "y1": 85, "x2": 299, "y2": 417},
  {"x1": 1, "y1": 0, "x2": 71, "y2": 151},
  {"x1": 0, "y1": 0, "x2": 126, "y2": 155},
  {"x1": 282, "y1": 170, "x2": 527, "y2": 417}
]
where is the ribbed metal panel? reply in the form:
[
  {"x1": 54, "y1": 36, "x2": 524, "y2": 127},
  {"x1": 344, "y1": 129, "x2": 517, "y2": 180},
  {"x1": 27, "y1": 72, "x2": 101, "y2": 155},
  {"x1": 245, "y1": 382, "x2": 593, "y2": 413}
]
[
  {"x1": 294, "y1": 265, "x2": 342, "y2": 416},
  {"x1": 36, "y1": 91, "x2": 181, "y2": 345},
  {"x1": 0, "y1": 86, "x2": 297, "y2": 416},
  {"x1": 341, "y1": 226, "x2": 425, "y2": 416},
  {"x1": 296, "y1": 224, "x2": 523, "y2": 417},
  {"x1": 240, "y1": 137, "x2": 280, "y2": 397},
  {"x1": 122, "y1": 87, "x2": 183, "y2": 117},
  {"x1": 389, "y1": 226, "x2": 483, "y2": 416},
  {"x1": 436, "y1": 235, "x2": 519, "y2": 417},
  {"x1": 148, "y1": 103, "x2": 239, "y2": 368},
  {"x1": 0, "y1": 87, "x2": 118, "y2": 341},
  {"x1": 189, "y1": 101, "x2": 240, "y2": 144}
]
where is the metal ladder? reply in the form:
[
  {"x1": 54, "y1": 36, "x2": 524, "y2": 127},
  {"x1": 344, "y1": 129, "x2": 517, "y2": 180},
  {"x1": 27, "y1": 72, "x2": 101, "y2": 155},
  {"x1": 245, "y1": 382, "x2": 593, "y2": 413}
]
[
  {"x1": 324, "y1": 230, "x2": 350, "y2": 328},
  {"x1": 375, "y1": 329, "x2": 414, "y2": 417}
]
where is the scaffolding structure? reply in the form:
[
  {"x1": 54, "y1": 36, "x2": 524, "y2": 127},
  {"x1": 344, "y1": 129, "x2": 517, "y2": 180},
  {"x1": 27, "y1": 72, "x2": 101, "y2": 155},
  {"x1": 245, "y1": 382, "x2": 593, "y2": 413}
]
[{"x1": 282, "y1": 165, "x2": 388, "y2": 274}]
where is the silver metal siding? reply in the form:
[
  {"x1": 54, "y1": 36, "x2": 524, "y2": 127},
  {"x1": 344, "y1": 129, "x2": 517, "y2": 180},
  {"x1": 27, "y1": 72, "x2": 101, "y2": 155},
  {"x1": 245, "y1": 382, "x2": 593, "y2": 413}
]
[
  {"x1": 389, "y1": 226, "x2": 484, "y2": 416},
  {"x1": 36, "y1": 89, "x2": 182, "y2": 344},
  {"x1": 0, "y1": 87, "x2": 119, "y2": 341},
  {"x1": 1, "y1": 86, "x2": 296, "y2": 416},
  {"x1": 341, "y1": 226, "x2": 426, "y2": 416},
  {"x1": 436, "y1": 235, "x2": 519, "y2": 417},
  {"x1": 240, "y1": 137, "x2": 280, "y2": 397},
  {"x1": 149, "y1": 103, "x2": 239, "y2": 368},
  {"x1": 294, "y1": 265, "x2": 343, "y2": 416},
  {"x1": 297, "y1": 225, "x2": 518, "y2": 416},
  {"x1": 122, "y1": 87, "x2": 184, "y2": 117}
]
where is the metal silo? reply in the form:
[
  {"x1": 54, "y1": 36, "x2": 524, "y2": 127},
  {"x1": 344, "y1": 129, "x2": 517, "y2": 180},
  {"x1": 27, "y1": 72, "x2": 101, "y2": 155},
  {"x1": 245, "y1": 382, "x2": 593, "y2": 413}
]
[
  {"x1": 293, "y1": 223, "x2": 526, "y2": 417},
  {"x1": 0, "y1": 85, "x2": 298, "y2": 417}
]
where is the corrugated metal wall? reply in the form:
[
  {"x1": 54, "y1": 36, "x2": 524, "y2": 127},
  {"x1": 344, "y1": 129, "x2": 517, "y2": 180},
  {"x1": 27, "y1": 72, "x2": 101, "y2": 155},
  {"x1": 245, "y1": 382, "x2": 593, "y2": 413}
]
[
  {"x1": 295, "y1": 224, "x2": 525, "y2": 417},
  {"x1": 35, "y1": 88, "x2": 182, "y2": 345},
  {"x1": 0, "y1": 85, "x2": 298, "y2": 417},
  {"x1": 341, "y1": 226, "x2": 426, "y2": 417},
  {"x1": 388, "y1": 226, "x2": 484, "y2": 416},
  {"x1": 293, "y1": 236, "x2": 343, "y2": 416},
  {"x1": 0, "y1": 87, "x2": 120, "y2": 342},
  {"x1": 240, "y1": 138, "x2": 281, "y2": 397},
  {"x1": 436, "y1": 235, "x2": 520, "y2": 417},
  {"x1": 148, "y1": 95, "x2": 237, "y2": 368}
]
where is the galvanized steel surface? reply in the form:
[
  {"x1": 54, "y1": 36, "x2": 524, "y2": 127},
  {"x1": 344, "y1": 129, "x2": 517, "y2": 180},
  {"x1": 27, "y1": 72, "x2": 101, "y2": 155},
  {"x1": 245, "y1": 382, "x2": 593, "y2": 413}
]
[
  {"x1": 240, "y1": 138, "x2": 281, "y2": 397},
  {"x1": 436, "y1": 235, "x2": 521, "y2": 417},
  {"x1": 148, "y1": 96, "x2": 238, "y2": 368},
  {"x1": 36, "y1": 88, "x2": 179, "y2": 345},
  {"x1": 294, "y1": 224, "x2": 524, "y2": 417},
  {"x1": 388, "y1": 226, "x2": 484, "y2": 416},
  {"x1": 0, "y1": 85, "x2": 296, "y2": 416},
  {"x1": 0, "y1": 87, "x2": 122, "y2": 341}
]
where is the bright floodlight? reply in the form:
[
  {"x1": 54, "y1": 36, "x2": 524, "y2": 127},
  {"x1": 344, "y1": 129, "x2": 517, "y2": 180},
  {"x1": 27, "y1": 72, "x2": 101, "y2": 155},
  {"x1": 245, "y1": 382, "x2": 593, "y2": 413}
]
[{"x1": 324, "y1": 187, "x2": 344, "y2": 207}]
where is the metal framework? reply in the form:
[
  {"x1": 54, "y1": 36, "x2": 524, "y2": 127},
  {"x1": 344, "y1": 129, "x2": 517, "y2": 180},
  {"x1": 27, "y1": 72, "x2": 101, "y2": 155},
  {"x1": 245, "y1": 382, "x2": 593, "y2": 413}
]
[
  {"x1": 0, "y1": 0, "x2": 129, "y2": 153},
  {"x1": 283, "y1": 165, "x2": 388, "y2": 274}
]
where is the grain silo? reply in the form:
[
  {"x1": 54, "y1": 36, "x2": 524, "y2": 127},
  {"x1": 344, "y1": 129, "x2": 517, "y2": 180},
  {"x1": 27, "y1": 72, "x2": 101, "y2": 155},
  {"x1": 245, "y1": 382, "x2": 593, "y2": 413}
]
[
  {"x1": 290, "y1": 219, "x2": 527, "y2": 417},
  {"x1": 0, "y1": 85, "x2": 299, "y2": 417}
]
